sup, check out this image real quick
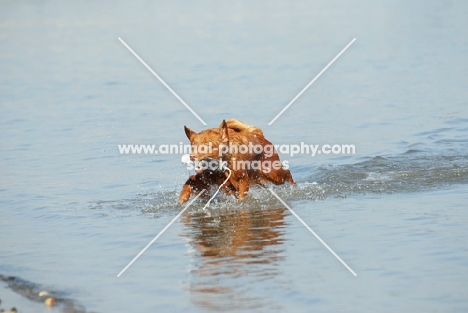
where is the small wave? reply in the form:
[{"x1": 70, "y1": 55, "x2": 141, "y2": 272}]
[
  {"x1": 89, "y1": 150, "x2": 468, "y2": 214},
  {"x1": 309, "y1": 153, "x2": 468, "y2": 197}
]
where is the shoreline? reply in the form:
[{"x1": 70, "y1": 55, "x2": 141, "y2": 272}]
[{"x1": 0, "y1": 274, "x2": 87, "y2": 313}]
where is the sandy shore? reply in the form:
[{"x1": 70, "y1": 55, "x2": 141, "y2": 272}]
[
  {"x1": 1, "y1": 281, "x2": 50, "y2": 312},
  {"x1": 0, "y1": 274, "x2": 86, "y2": 313}
]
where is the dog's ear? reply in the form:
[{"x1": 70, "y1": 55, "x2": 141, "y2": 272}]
[
  {"x1": 220, "y1": 119, "x2": 229, "y2": 144},
  {"x1": 184, "y1": 126, "x2": 195, "y2": 140}
]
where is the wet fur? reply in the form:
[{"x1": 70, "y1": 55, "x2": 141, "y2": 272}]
[
  {"x1": 178, "y1": 119, "x2": 295, "y2": 204},
  {"x1": 178, "y1": 170, "x2": 236, "y2": 204}
]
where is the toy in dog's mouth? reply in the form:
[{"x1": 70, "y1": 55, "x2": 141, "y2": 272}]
[
  {"x1": 181, "y1": 154, "x2": 225, "y2": 174},
  {"x1": 181, "y1": 154, "x2": 193, "y2": 166}
]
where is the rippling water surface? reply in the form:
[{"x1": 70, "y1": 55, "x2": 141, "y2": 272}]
[{"x1": 1, "y1": 1, "x2": 468, "y2": 312}]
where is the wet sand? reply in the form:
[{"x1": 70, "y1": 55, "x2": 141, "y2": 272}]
[{"x1": 0, "y1": 274, "x2": 86, "y2": 313}]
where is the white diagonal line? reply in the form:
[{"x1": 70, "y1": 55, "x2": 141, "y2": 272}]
[
  {"x1": 118, "y1": 37, "x2": 207, "y2": 125},
  {"x1": 268, "y1": 38, "x2": 356, "y2": 125},
  {"x1": 268, "y1": 188, "x2": 357, "y2": 276},
  {"x1": 117, "y1": 189, "x2": 206, "y2": 277}
]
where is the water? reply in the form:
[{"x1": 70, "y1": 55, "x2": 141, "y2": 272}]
[{"x1": 1, "y1": 1, "x2": 468, "y2": 312}]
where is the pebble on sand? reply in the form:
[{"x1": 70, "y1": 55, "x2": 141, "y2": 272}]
[
  {"x1": 44, "y1": 297, "x2": 56, "y2": 307},
  {"x1": 38, "y1": 291, "x2": 50, "y2": 297}
]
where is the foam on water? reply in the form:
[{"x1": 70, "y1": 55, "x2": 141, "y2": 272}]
[{"x1": 86, "y1": 148, "x2": 468, "y2": 216}]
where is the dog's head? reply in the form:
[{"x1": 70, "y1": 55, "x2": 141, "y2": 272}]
[{"x1": 184, "y1": 119, "x2": 230, "y2": 163}]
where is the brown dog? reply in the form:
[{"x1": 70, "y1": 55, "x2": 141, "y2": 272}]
[{"x1": 178, "y1": 119, "x2": 295, "y2": 204}]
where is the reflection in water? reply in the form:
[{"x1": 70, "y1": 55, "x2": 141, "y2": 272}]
[{"x1": 181, "y1": 207, "x2": 287, "y2": 311}]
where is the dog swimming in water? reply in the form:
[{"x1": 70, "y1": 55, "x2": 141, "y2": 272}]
[{"x1": 178, "y1": 119, "x2": 295, "y2": 204}]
